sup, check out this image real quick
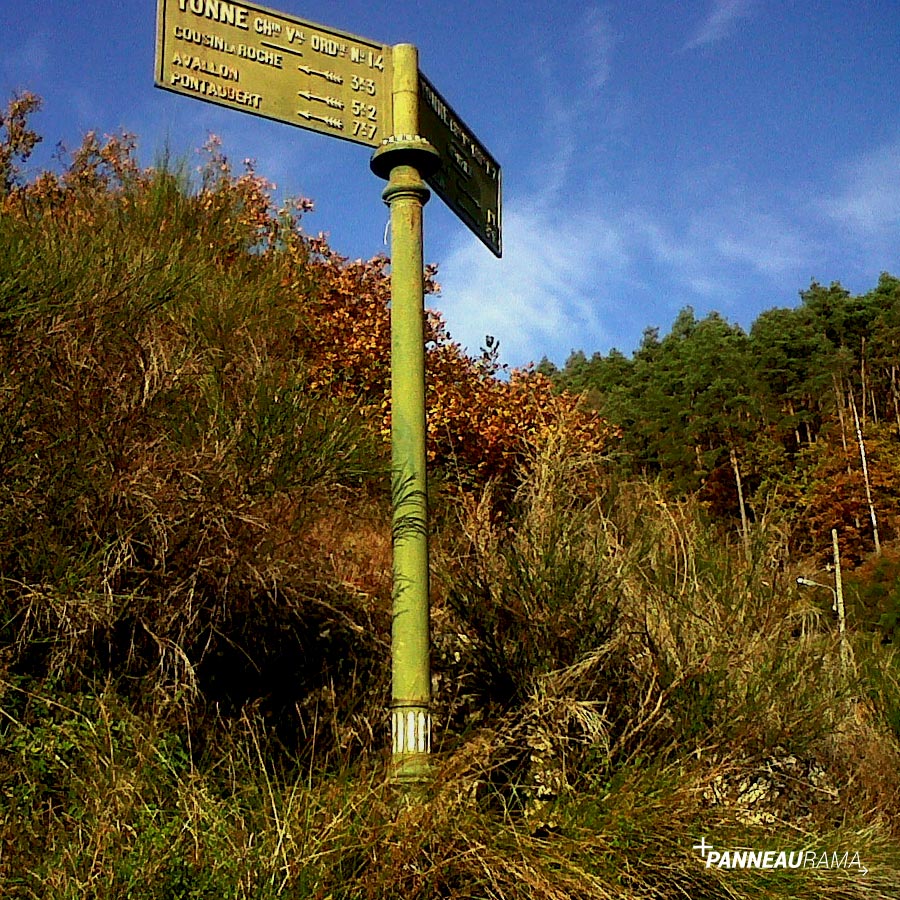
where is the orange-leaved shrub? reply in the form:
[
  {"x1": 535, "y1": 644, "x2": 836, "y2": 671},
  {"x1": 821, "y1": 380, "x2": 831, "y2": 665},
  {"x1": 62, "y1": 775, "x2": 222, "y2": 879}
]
[
  {"x1": 296, "y1": 238, "x2": 617, "y2": 483},
  {"x1": 11, "y1": 99, "x2": 617, "y2": 489},
  {"x1": 0, "y1": 103, "x2": 390, "y2": 755}
]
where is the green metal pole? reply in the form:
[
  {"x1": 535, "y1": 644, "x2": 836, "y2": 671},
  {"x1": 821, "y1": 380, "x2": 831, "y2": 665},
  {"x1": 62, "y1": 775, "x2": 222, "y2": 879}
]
[{"x1": 370, "y1": 44, "x2": 441, "y2": 783}]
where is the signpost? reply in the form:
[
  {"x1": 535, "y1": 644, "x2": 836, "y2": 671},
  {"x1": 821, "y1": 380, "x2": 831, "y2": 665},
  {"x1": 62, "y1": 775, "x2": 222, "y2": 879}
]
[{"x1": 155, "y1": 0, "x2": 501, "y2": 783}]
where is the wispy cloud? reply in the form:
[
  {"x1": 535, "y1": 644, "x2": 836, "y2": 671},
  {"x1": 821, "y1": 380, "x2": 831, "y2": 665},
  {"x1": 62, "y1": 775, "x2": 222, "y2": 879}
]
[
  {"x1": 524, "y1": 8, "x2": 619, "y2": 207},
  {"x1": 633, "y1": 193, "x2": 815, "y2": 288},
  {"x1": 435, "y1": 185, "x2": 820, "y2": 368},
  {"x1": 683, "y1": 0, "x2": 755, "y2": 51},
  {"x1": 431, "y1": 18, "x2": 630, "y2": 368},
  {"x1": 825, "y1": 137, "x2": 900, "y2": 235},
  {"x1": 431, "y1": 1, "x2": 826, "y2": 368},
  {"x1": 714, "y1": 210, "x2": 815, "y2": 276},
  {"x1": 583, "y1": 6, "x2": 617, "y2": 91}
]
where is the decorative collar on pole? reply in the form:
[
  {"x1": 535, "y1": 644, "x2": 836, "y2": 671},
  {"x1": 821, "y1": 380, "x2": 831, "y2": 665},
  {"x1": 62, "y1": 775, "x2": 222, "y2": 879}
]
[{"x1": 370, "y1": 135, "x2": 442, "y2": 180}]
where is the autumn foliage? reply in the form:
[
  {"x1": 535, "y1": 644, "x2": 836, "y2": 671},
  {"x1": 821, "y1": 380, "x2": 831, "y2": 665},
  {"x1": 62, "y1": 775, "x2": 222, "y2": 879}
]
[
  {"x1": 552, "y1": 282, "x2": 900, "y2": 565},
  {"x1": 1, "y1": 95, "x2": 611, "y2": 489},
  {"x1": 301, "y1": 242, "x2": 615, "y2": 482},
  {"x1": 0, "y1": 94, "x2": 616, "y2": 711},
  {"x1": 4, "y1": 95, "x2": 900, "y2": 899}
]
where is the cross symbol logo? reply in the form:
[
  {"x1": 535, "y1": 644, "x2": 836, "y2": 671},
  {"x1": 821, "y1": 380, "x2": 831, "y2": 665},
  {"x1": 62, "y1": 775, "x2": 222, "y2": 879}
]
[{"x1": 693, "y1": 837, "x2": 713, "y2": 857}]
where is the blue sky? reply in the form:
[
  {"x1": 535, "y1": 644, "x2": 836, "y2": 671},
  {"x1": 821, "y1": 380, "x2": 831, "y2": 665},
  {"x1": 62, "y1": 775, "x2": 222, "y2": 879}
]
[{"x1": 2, "y1": 1, "x2": 899, "y2": 368}]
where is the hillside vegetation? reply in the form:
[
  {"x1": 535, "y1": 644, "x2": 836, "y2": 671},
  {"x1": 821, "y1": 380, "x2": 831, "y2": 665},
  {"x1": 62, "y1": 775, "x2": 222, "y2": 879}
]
[
  {"x1": 548, "y1": 274, "x2": 900, "y2": 565},
  {"x1": 1, "y1": 93, "x2": 899, "y2": 899}
]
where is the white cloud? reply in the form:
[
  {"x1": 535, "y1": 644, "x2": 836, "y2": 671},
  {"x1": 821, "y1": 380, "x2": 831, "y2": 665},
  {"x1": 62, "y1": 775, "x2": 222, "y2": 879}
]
[
  {"x1": 435, "y1": 200, "x2": 626, "y2": 367},
  {"x1": 430, "y1": 25, "x2": 630, "y2": 369},
  {"x1": 683, "y1": 0, "x2": 755, "y2": 51},
  {"x1": 629, "y1": 213, "x2": 737, "y2": 303},
  {"x1": 434, "y1": 187, "x2": 821, "y2": 368},
  {"x1": 431, "y1": 8, "x2": 828, "y2": 368},
  {"x1": 700, "y1": 200, "x2": 815, "y2": 276},
  {"x1": 716, "y1": 222, "x2": 811, "y2": 276}
]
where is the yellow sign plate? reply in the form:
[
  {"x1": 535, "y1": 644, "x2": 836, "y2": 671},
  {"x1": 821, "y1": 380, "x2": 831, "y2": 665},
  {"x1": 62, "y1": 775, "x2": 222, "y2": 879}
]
[
  {"x1": 155, "y1": 0, "x2": 393, "y2": 147},
  {"x1": 418, "y1": 73, "x2": 502, "y2": 257}
]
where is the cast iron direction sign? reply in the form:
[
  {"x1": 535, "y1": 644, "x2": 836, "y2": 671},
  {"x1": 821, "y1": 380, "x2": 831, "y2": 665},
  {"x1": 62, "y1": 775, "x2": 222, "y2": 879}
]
[
  {"x1": 418, "y1": 73, "x2": 502, "y2": 257},
  {"x1": 155, "y1": 0, "x2": 392, "y2": 147}
]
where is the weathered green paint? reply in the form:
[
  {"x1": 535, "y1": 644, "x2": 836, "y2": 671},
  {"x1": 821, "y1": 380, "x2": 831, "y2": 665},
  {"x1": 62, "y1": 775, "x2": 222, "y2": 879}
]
[{"x1": 371, "y1": 44, "x2": 440, "y2": 783}]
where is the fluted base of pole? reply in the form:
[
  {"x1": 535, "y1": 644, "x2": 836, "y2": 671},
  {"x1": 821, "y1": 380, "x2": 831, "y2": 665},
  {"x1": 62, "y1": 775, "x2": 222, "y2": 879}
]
[{"x1": 391, "y1": 705, "x2": 432, "y2": 782}]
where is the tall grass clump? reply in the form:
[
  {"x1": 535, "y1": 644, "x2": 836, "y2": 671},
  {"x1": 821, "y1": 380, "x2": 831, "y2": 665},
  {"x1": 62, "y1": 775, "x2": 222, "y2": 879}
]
[
  {"x1": 430, "y1": 421, "x2": 900, "y2": 895},
  {"x1": 0, "y1": 114, "x2": 390, "y2": 762}
]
